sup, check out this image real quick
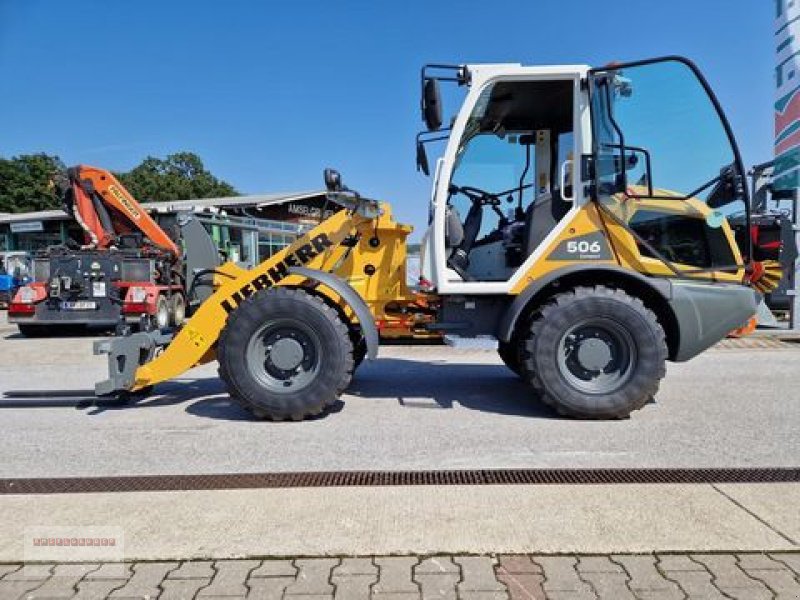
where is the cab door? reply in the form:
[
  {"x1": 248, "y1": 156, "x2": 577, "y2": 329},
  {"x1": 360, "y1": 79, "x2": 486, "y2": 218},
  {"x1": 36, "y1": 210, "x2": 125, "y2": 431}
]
[{"x1": 431, "y1": 65, "x2": 588, "y2": 294}]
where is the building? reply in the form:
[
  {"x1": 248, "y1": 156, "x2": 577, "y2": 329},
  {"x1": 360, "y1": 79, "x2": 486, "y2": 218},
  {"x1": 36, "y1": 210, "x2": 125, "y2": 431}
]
[{"x1": 0, "y1": 191, "x2": 334, "y2": 265}]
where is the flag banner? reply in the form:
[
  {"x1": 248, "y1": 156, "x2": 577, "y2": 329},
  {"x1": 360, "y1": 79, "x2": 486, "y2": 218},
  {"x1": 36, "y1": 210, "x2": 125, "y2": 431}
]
[{"x1": 775, "y1": 0, "x2": 800, "y2": 190}]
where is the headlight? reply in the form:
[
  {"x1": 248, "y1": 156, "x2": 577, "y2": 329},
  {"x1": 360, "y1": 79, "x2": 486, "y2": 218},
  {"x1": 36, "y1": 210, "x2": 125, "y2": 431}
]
[{"x1": 130, "y1": 286, "x2": 147, "y2": 302}]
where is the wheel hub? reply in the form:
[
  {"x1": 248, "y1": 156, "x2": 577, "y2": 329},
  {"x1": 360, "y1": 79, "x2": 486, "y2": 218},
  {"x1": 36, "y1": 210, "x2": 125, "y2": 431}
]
[
  {"x1": 269, "y1": 337, "x2": 305, "y2": 371},
  {"x1": 557, "y1": 318, "x2": 637, "y2": 395},
  {"x1": 245, "y1": 319, "x2": 321, "y2": 393},
  {"x1": 576, "y1": 337, "x2": 613, "y2": 372}
]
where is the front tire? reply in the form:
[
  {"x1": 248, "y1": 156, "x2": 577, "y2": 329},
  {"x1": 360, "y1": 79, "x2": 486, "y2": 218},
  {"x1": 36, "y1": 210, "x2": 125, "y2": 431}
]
[
  {"x1": 521, "y1": 286, "x2": 667, "y2": 419},
  {"x1": 218, "y1": 287, "x2": 353, "y2": 420}
]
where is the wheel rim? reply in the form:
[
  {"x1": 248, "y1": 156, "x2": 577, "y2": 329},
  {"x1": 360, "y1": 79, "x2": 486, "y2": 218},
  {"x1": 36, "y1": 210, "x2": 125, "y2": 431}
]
[
  {"x1": 557, "y1": 317, "x2": 637, "y2": 394},
  {"x1": 245, "y1": 318, "x2": 322, "y2": 393}
]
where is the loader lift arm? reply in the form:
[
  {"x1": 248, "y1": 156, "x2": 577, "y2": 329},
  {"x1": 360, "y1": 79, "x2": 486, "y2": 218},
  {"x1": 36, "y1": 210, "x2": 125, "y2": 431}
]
[
  {"x1": 59, "y1": 165, "x2": 180, "y2": 257},
  {"x1": 95, "y1": 191, "x2": 382, "y2": 396}
]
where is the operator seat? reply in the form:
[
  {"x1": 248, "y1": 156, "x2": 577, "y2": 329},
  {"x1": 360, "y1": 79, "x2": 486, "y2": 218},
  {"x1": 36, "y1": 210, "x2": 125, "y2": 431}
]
[
  {"x1": 446, "y1": 202, "x2": 482, "y2": 280},
  {"x1": 524, "y1": 188, "x2": 571, "y2": 258}
]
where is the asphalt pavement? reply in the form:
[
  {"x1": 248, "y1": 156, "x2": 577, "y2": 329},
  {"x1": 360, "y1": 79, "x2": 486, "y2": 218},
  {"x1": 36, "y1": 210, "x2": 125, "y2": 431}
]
[{"x1": 0, "y1": 313, "x2": 798, "y2": 478}]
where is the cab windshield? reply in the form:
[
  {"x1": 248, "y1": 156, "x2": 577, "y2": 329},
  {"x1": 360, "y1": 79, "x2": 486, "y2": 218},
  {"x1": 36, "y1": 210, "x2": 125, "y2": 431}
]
[{"x1": 590, "y1": 58, "x2": 748, "y2": 272}]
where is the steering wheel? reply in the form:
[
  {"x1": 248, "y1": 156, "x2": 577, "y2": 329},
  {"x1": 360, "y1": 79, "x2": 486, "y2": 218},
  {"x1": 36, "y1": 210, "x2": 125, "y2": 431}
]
[{"x1": 450, "y1": 182, "x2": 535, "y2": 205}]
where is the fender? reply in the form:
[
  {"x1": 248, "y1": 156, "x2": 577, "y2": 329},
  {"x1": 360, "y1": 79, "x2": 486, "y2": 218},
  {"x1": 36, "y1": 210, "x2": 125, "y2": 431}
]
[
  {"x1": 289, "y1": 267, "x2": 379, "y2": 360},
  {"x1": 497, "y1": 265, "x2": 674, "y2": 343}
]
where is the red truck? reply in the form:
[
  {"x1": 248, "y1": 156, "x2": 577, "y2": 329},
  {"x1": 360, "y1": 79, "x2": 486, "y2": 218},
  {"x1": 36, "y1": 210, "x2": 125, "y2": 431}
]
[{"x1": 7, "y1": 166, "x2": 209, "y2": 336}]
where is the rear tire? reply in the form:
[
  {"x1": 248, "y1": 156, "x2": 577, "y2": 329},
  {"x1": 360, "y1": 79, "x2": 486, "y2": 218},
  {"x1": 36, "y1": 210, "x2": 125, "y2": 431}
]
[
  {"x1": 218, "y1": 287, "x2": 353, "y2": 420},
  {"x1": 521, "y1": 285, "x2": 667, "y2": 419},
  {"x1": 18, "y1": 324, "x2": 48, "y2": 337},
  {"x1": 169, "y1": 293, "x2": 186, "y2": 327},
  {"x1": 154, "y1": 295, "x2": 169, "y2": 330}
]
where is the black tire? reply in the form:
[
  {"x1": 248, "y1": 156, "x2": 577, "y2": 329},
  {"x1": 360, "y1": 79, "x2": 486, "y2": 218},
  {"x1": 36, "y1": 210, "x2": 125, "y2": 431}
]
[
  {"x1": 521, "y1": 285, "x2": 667, "y2": 419},
  {"x1": 169, "y1": 293, "x2": 186, "y2": 327},
  {"x1": 218, "y1": 287, "x2": 353, "y2": 421},
  {"x1": 352, "y1": 336, "x2": 368, "y2": 372},
  {"x1": 498, "y1": 338, "x2": 524, "y2": 378},
  {"x1": 154, "y1": 295, "x2": 170, "y2": 330},
  {"x1": 18, "y1": 324, "x2": 48, "y2": 337}
]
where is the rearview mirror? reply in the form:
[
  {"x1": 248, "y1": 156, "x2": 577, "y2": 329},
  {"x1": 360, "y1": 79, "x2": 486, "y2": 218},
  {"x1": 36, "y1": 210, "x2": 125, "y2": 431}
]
[
  {"x1": 323, "y1": 168, "x2": 342, "y2": 192},
  {"x1": 422, "y1": 78, "x2": 442, "y2": 131},
  {"x1": 416, "y1": 139, "x2": 430, "y2": 176}
]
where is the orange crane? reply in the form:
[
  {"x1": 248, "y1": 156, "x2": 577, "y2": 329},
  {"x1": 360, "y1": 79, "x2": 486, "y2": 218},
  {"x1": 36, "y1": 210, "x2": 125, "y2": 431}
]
[
  {"x1": 61, "y1": 165, "x2": 179, "y2": 257},
  {"x1": 9, "y1": 166, "x2": 190, "y2": 336}
]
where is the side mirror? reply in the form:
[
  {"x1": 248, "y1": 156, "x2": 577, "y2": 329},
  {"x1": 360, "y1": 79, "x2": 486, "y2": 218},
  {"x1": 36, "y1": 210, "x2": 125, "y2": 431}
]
[
  {"x1": 323, "y1": 168, "x2": 342, "y2": 192},
  {"x1": 416, "y1": 139, "x2": 430, "y2": 176},
  {"x1": 422, "y1": 78, "x2": 442, "y2": 131}
]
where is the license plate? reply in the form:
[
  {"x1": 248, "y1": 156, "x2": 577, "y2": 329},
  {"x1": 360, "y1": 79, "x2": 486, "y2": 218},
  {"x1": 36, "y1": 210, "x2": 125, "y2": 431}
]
[{"x1": 61, "y1": 301, "x2": 97, "y2": 311}]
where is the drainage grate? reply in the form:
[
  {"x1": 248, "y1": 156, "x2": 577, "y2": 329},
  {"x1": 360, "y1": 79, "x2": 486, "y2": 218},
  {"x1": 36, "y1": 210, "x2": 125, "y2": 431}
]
[{"x1": 1, "y1": 468, "x2": 797, "y2": 495}]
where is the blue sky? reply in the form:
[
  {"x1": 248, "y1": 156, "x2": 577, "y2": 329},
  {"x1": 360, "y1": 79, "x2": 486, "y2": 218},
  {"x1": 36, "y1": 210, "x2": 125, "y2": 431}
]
[{"x1": 0, "y1": 1, "x2": 773, "y2": 238}]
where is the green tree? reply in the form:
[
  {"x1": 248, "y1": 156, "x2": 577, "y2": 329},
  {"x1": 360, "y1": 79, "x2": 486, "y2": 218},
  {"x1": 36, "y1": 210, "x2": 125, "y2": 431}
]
[
  {"x1": 0, "y1": 151, "x2": 237, "y2": 213},
  {"x1": 0, "y1": 153, "x2": 65, "y2": 213},
  {"x1": 116, "y1": 152, "x2": 237, "y2": 202}
]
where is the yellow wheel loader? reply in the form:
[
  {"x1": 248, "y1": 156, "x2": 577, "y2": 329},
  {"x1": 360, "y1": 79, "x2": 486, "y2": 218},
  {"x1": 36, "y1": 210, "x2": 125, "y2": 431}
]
[{"x1": 95, "y1": 56, "x2": 777, "y2": 420}]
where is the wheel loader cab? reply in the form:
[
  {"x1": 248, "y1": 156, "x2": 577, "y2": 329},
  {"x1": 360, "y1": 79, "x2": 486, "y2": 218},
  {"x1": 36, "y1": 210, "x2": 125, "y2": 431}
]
[
  {"x1": 423, "y1": 58, "x2": 752, "y2": 293},
  {"x1": 425, "y1": 67, "x2": 587, "y2": 292}
]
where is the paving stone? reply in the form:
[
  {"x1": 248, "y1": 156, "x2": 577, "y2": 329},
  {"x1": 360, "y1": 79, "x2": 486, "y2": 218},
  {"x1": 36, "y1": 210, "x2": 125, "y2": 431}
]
[
  {"x1": 250, "y1": 559, "x2": 296, "y2": 578},
  {"x1": 285, "y1": 558, "x2": 338, "y2": 596},
  {"x1": 109, "y1": 561, "x2": 179, "y2": 598},
  {"x1": 576, "y1": 557, "x2": 625, "y2": 574},
  {"x1": 27, "y1": 563, "x2": 100, "y2": 598},
  {"x1": 0, "y1": 579, "x2": 50, "y2": 599},
  {"x1": 331, "y1": 558, "x2": 378, "y2": 600},
  {"x1": 334, "y1": 558, "x2": 377, "y2": 577},
  {"x1": 656, "y1": 555, "x2": 706, "y2": 572},
  {"x1": 84, "y1": 563, "x2": 132, "y2": 580},
  {"x1": 4, "y1": 563, "x2": 53, "y2": 580},
  {"x1": 771, "y1": 553, "x2": 800, "y2": 576},
  {"x1": 0, "y1": 564, "x2": 53, "y2": 599},
  {"x1": 660, "y1": 570, "x2": 727, "y2": 600},
  {"x1": 413, "y1": 557, "x2": 460, "y2": 599},
  {"x1": 611, "y1": 555, "x2": 682, "y2": 598},
  {"x1": 247, "y1": 575, "x2": 295, "y2": 600},
  {"x1": 691, "y1": 554, "x2": 773, "y2": 600},
  {"x1": 159, "y1": 577, "x2": 212, "y2": 599},
  {"x1": 373, "y1": 557, "x2": 420, "y2": 596},
  {"x1": 740, "y1": 566, "x2": 800, "y2": 598},
  {"x1": 633, "y1": 593, "x2": 690, "y2": 600},
  {"x1": 454, "y1": 557, "x2": 505, "y2": 593},
  {"x1": 73, "y1": 578, "x2": 130, "y2": 600},
  {"x1": 531, "y1": 557, "x2": 594, "y2": 597},
  {"x1": 334, "y1": 574, "x2": 378, "y2": 600},
  {"x1": 0, "y1": 564, "x2": 21, "y2": 578},
  {"x1": 415, "y1": 557, "x2": 460, "y2": 574},
  {"x1": 737, "y1": 553, "x2": 791, "y2": 571},
  {"x1": 459, "y1": 593, "x2": 508, "y2": 600},
  {"x1": 496, "y1": 556, "x2": 542, "y2": 574},
  {"x1": 168, "y1": 560, "x2": 216, "y2": 579},
  {"x1": 578, "y1": 570, "x2": 634, "y2": 599},
  {"x1": 495, "y1": 558, "x2": 546, "y2": 600},
  {"x1": 197, "y1": 560, "x2": 260, "y2": 597}
]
